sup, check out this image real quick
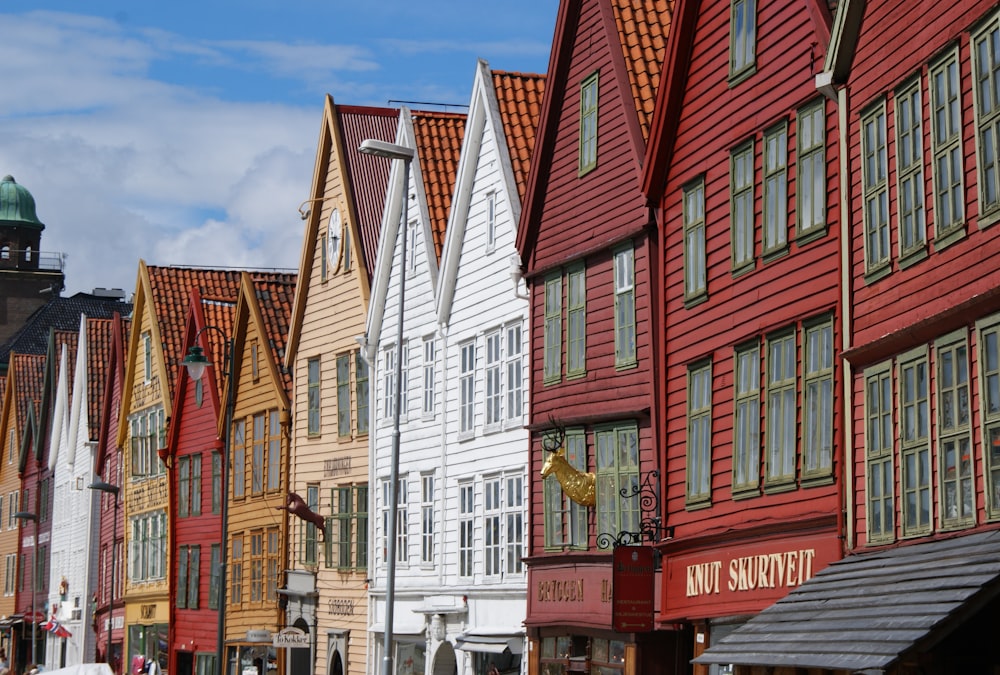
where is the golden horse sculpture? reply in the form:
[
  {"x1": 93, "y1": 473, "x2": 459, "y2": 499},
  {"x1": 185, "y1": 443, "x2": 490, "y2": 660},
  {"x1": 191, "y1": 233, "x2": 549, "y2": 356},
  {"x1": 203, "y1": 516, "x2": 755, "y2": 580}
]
[{"x1": 541, "y1": 448, "x2": 596, "y2": 507}]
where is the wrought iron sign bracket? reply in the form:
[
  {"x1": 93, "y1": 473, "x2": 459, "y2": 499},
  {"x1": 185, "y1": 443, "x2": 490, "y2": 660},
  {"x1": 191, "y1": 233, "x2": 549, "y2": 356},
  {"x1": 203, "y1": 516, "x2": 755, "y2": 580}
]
[{"x1": 596, "y1": 469, "x2": 669, "y2": 553}]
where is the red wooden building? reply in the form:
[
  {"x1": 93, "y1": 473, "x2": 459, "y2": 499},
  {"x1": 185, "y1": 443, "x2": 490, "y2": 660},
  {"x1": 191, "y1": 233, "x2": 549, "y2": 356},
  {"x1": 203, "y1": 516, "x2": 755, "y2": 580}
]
[
  {"x1": 642, "y1": 0, "x2": 844, "y2": 667},
  {"x1": 685, "y1": 0, "x2": 1000, "y2": 672},
  {"x1": 93, "y1": 313, "x2": 129, "y2": 675},
  {"x1": 515, "y1": 0, "x2": 676, "y2": 672}
]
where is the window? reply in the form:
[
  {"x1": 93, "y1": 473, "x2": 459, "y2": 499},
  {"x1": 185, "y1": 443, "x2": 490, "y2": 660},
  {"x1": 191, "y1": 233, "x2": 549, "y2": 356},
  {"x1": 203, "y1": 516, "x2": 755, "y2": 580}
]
[
  {"x1": 330, "y1": 487, "x2": 353, "y2": 569},
  {"x1": 567, "y1": 267, "x2": 586, "y2": 377},
  {"x1": 357, "y1": 485, "x2": 369, "y2": 570},
  {"x1": 6, "y1": 492, "x2": 15, "y2": 529},
  {"x1": 176, "y1": 545, "x2": 200, "y2": 609},
  {"x1": 937, "y1": 334, "x2": 972, "y2": 528},
  {"x1": 267, "y1": 411, "x2": 280, "y2": 492},
  {"x1": 211, "y1": 452, "x2": 222, "y2": 514},
  {"x1": 929, "y1": 49, "x2": 964, "y2": 240},
  {"x1": 765, "y1": 332, "x2": 796, "y2": 487},
  {"x1": 195, "y1": 654, "x2": 217, "y2": 675},
  {"x1": 381, "y1": 477, "x2": 408, "y2": 565},
  {"x1": 729, "y1": 0, "x2": 756, "y2": 79},
  {"x1": 484, "y1": 477, "x2": 502, "y2": 576},
  {"x1": 302, "y1": 485, "x2": 319, "y2": 565},
  {"x1": 179, "y1": 456, "x2": 191, "y2": 517},
  {"x1": 486, "y1": 191, "x2": 498, "y2": 252},
  {"x1": 687, "y1": 363, "x2": 712, "y2": 505},
  {"x1": 458, "y1": 482, "x2": 474, "y2": 578},
  {"x1": 3, "y1": 554, "x2": 14, "y2": 596},
  {"x1": 895, "y1": 79, "x2": 926, "y2": 260},
  {"x1": 266, "y1": 528, "x2": 279, "y2": 601},
  {"x1": 506, "y1": 322, "x2": 524, "y2": 423},
  {"x1": 899, "y1": 349, "x2": 931, "y2": 536},
  {"x1": 614, "y1": 246, "x2": 636, "y2": 367},
  {"x1": 486, "y1": 330, "x2": 503, "y2": 429},
  {"x1": 733, "y1": 343, "x2": 760, "y2": 494},
  {"x1": 128, "y1": 511, "x2": 166, "y2": 582},
  {"x1": 544, "y1": 429, "x2": 588, "y2": 549},
  {"x1": 250, "y1": 531, "x2": 263, "y2": 603},
  {"x1": 596, "y1": 424, "x2": 639, "y2": 547},
  {"x1": 143, "y1": 332, "x2": 153, "y2": 383},
  {"x1": 797, "y1": 101, "x2": 826, "y2": 237},
  {"x1": 730, "y1": 141, "x2": 755, "y2": 272},
  {"x1": 422, "y1": 337, "x2": 436, "y2": 417},
  {"x1": 579, "y1": 72, "x2": 598, "y2": 174},
  {"x1": 421, "y1": 474, "x2": 435, "y2": 566},
  {"x1": 233, "y1": 419, "x2": 246, "y2": 499},
  {"x1": 343, "y1": 225, "x2": 352, "y2": 272},
  {"x1": 337, "y1": 353, "x2": 352, "y2": 437},
  {"x1": 460, "y1": 341, "x2": 476, "y2": 435},
  {"x1": 763, "y1": 122, "x2": 788, "y2": 255},
  {"x1": 208, "y1": 544, "x2": 221, "y2": 610},
  {"x1": 505, "y1": 473, "x2": 524, "y2": 575},
  {"x1": 39, "y1": 479, "x2": 49, "y2": 522},
  {"x1": 320, "y1": 230, "x2": 329, "y2": 282},
  {"x1": 980, "y1": 318, "x2": 1000, "y2": 518},
  {"x1": 382, "y1": 348, "x2": 396, "y2": 420},
  {"x1": 407, "y1": 220, "x2": 418, "y2": 274},
  {"x1": 252, "y1": 413, "x2": 265, "y2": 495},
  {"x1": 865, "y1": 364, "x2": 895, "y2": 543},
  {"x1": 230, "y1": 535, "x2": 243, "y2": 606},
  {"x1": 307, "y1": 357, "x2": 321, "y2": 436},
  {"x1": 973, "y1": 16, "x2": 1000, "y2": 220},
  {"x1": 250, "y1": 340, "x2": 260, "y2": 381},
  {"x1": 861, "y1": 101, "x2": 890, "y2": 273},
  {"x1": 356, "y1": 353, "x2": 370, "y2": 434},
  {"x1": 802, "y1": 318, "x2": 834, "y2": 480},
  {"x1": 683, "y1": 180, "x2": 707, "y2": 303},
  {"x1": 130, "y1": 407, "x2": 165, "y2": 477},
  {"x1": 191, "y1": 453, "x2": 202, "y2": 515},
  {"x1": 544, "y1": 276, "x2": 562, "y2": 382}
]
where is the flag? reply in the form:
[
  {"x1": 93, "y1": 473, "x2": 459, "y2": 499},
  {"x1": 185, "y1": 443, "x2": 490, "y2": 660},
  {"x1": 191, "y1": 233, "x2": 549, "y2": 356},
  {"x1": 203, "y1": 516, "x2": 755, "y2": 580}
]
[{"x1": 42, "y1": 618, "x2": 71, "y2": 639}]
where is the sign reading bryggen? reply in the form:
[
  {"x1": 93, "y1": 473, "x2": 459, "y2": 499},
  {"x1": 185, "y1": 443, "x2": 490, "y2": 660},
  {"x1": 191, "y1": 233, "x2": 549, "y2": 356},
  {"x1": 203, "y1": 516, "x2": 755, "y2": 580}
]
[{"x1": 662, "y1": 531, "x2": 840, "y2": 620}]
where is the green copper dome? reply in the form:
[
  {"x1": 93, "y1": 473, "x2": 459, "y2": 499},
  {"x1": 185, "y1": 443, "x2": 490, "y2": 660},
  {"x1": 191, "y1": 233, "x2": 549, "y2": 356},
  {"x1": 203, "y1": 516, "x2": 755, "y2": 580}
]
[{"x1": 0, "y1": 175, "x2": 44, "y2": 230}]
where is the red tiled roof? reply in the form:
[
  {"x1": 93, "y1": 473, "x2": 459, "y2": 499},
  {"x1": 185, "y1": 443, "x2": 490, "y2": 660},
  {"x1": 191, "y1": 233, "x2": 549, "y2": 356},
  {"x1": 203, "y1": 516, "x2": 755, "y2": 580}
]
[
  {"x1": 198, "y1": 296, "x2": 235, "y2": 404},
  {"x1": 612, "y1": 0, "x2": 672, "y2": 141},
  {"x1": 492, "y1": 70, "x2": 546, "y2": 202},
  {"x1": 411, "y1": 111, "x2": 466, "y2": 261},
  {"x1": 11, "y1": 352, "x2": 45, "y2": 435},
  {"x1": 54, "y1": 329, "x2": 79, "y2": 410},
  {"x1": 145, "y1": 266, "x2": 296, "y2": 398},
  {"x1": 251, "y1": 276, "x2": 297, "y2": 396},
  {"x1": 86, "y1": 318, "x2": 115, "y2": 442},
  {"x1": 337, "y1": 105, "x2": 400, "y2": 281}
]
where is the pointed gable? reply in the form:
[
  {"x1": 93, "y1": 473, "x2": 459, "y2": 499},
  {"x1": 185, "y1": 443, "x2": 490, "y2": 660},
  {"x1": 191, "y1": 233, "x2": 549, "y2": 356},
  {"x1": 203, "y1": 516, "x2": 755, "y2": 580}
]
[
  {"x1": 249, "y1": 274, "x2": 296, "y2": 397},
  {"x1": 85, "y1": 317, "x2": 116, "y2": 442},
  {"x1": 411, "y1": 110, "x2": 466, "y2": 261},
  {"x1": 611, "y1": 0, "x2": 672, "y2": 141}
]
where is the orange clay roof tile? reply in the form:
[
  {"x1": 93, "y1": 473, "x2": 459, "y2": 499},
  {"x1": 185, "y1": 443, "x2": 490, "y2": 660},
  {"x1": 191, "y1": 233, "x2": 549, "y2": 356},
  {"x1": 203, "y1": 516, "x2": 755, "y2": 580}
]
[
  {"x1": 612, "y1": 0, "x2": 672, "y2": 141},
  {"x1": 86, "y1": 318, "x2": 115, "y2": 441},
  {"x1": 492, "y1": 70, "x2": 546, "y2": 202},
  {"x1": 252, "y1": 276, "x2": 296, "y2": 396},
  {"x1": 410, "y1": 111, "x2": 466, "y2": 261},
  {"x1": 12, "y1": 352, "x2": 45, "y2": 436}
]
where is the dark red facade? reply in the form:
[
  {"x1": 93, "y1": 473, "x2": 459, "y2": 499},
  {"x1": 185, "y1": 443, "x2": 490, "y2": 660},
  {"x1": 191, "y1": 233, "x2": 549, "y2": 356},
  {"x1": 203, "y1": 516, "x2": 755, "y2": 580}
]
[
  {"x1": 516, "y1": 0, "x2": 676, "y2": 673},
  {"x1": 643, "y1": 0, "x2": 843, "y2": 665}
]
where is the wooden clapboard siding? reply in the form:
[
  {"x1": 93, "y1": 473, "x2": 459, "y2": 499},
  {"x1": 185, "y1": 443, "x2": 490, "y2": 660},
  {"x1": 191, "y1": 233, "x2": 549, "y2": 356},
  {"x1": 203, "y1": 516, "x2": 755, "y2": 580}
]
[{"x1": 648, "y1": 0, "x2": 842, "y2": 572}]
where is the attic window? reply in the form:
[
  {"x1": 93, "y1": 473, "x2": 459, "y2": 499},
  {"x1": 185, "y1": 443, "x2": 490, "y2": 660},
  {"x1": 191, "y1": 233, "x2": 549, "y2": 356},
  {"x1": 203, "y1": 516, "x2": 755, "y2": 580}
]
[{"x1": 579, "y1": 71, "x2": 599, "y2": 175}]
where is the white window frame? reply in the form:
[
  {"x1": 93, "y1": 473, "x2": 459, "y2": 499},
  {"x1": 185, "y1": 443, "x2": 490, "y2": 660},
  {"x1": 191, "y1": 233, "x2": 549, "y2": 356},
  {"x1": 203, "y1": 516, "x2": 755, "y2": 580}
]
[
  {"x1": 614, "y1": 246, "x2": 636, "y2": 368},
  {"x1": 485, "y1": 191, "x2": 498, "y2": 252},
  {"x1": 460, "y1": 340, "x2": 476, "y2": 436},
  {"x1": 458, "y1": 481, "x2": 474, "y2": 578},
  {"x1": 420, "y1": 473, "x2": 435, "y2": 566},
  {"x1": 505, "y1": 321, "x2": 524, "y2": 425},
  {"x1": 485, "y1": 329, "x2": 503, "y2": 431},
  {"x1": 422, "y1": 336, "x2": 436, "y2": 418}
]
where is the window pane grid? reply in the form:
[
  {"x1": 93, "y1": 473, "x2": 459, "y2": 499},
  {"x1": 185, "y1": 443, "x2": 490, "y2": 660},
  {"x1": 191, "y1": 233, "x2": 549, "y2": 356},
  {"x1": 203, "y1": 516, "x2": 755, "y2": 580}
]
[
  {"x1": 765, "y1": 334, "x2": 796, "y2": 485},
  {"x1": 733, "y1": 345, "x2": 760, "y2": 492},
  {"x1": 803, "y1": 321, "x2": 834, "y2": 478},
  {"x1": 862, "y1": 104, "x2": 890, "y2": 270},
  {"x1": 895, "y1": 83, "x2": 926, "y2": 255},
  {"x1": 763, "y1": 124, "x2": 788, "y2": 253},
  {"x1": 731, "y1": 142, "x2": 755, "y2": 270},
  {"x1": 687, "y1": 365, "x2": 712, "y2": 503}
]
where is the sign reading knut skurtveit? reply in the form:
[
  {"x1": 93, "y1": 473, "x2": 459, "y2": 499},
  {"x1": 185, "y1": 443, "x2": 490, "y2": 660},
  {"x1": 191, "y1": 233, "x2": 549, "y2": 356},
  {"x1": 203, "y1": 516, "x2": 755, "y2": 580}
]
[{"x1": 273, "y1": 627, "x2": 309, "y2": 648}]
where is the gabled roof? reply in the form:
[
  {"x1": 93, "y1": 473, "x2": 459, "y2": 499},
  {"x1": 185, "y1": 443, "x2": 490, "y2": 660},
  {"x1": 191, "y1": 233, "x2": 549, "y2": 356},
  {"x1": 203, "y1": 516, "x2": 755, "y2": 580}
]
[
  {"x1": 411, "y1": 109, "x2": 467, "y2": 261},
  {"x1": 492, "y1": 69, "x2": 547, "y2": 201},
  {"x1": 48, "y1": 329, "x2": 78, "y2": 471},
  {"x1": 85, "y1": 317, "x2": 116, "y2": 442},
  {"x1": 10, "y1": 352, "x2": 44, "y2": 448},
  {"x1": 517, "y1": 0, "x2": 671, "y2": 260},
  {"x1": 285, "y1": 97, "x2": 398, "y2": 365},
  {"x1": 140, "y1": 263, "x2": 295, "y2": 401},
  {"x1": 95, "y1": 313, "x2": 129, "y2": 478},
  {"x1": 437, "y1": 61, "x2": 544, "y2": 325},
  {"x1": 0, "y1": 292, "x2": 132, "y2": 373},
  {"x1": 249, "y1": 274, "x2": 296, "y2": 396}
]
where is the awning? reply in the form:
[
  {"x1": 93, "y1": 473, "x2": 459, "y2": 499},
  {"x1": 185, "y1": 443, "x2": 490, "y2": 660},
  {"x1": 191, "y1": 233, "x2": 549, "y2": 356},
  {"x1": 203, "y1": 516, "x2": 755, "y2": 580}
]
[
  {"x1": 455, "y1": 630, "x2": 524, "y2": 655},
  {"x1": 694, "y1": 529, "x2": 1000, "y2": 672}
]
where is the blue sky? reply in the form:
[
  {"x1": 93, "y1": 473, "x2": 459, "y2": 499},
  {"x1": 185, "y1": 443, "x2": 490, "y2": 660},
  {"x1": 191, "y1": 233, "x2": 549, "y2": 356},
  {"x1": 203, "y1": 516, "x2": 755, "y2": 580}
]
[{"x1": 0, "y1": 1, "x2": 556, "y2": 296}]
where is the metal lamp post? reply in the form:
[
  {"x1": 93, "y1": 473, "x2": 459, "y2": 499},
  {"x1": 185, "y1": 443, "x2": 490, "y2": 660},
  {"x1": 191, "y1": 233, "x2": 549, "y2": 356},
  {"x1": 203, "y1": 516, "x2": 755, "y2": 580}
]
[
  {"x1": 88, "y1": 480, "x2": 120, "y2": 673},
  {"x1": 182, "y1": 328, "x2": 234, "y2": 675},
  {"x1": 358, "y1": 137, "x2": 414, "y2": 675},
  {"x1": 13, "y1": 511, "x2": 38, "y2": 666}
]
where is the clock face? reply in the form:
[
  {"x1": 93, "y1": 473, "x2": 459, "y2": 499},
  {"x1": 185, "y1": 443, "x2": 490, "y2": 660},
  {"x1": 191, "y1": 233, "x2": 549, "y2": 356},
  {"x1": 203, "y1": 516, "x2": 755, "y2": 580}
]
[{"x1": 328, "y1": 208, "x2": 342, "y2": 268}]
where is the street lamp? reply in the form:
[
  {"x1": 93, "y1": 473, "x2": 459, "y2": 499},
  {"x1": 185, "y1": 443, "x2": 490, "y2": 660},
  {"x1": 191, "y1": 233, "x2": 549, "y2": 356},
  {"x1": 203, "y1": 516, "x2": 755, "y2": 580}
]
[
  {"x1": 358, "y1": 137, "x2": 414, "y2": 675},
  {"x1": 182, "y1": 327, "x2": 234, "y2": 675},
  {"x1": 88, "y1": 480, "x2": 120, "y2": 673},
  {"x1": 13, "y1": 511, "x2": 38, "y2": 666}
]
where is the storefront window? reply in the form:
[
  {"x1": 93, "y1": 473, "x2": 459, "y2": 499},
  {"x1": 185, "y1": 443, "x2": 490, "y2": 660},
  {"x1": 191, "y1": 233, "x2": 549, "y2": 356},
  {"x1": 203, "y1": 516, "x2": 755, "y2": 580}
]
[
  {"x1": 473, "y1": 650, "x2": 521, "y2": 674},
  {"x1": 396, "y1": 642, "x2": 425, "y2": 675},
  {"x1": 540, "y1": 636, "x2": 619, "y2": 675},
  {"x1": 589, "y1": 638, "x2": 625, "y2": 674}
]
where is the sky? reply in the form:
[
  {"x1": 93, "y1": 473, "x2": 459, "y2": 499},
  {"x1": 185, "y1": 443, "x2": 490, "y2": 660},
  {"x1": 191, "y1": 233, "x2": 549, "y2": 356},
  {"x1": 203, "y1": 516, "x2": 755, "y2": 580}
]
[{"x1": 0, "y1": 1, "x2": 557, "y2": 297}]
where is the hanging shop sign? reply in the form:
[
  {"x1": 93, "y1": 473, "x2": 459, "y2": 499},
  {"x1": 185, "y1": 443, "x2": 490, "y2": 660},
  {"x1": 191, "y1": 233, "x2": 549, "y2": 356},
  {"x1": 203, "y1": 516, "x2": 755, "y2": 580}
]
[{"x1": 612, "y1": 546, "x2": 655, "y2": 633}]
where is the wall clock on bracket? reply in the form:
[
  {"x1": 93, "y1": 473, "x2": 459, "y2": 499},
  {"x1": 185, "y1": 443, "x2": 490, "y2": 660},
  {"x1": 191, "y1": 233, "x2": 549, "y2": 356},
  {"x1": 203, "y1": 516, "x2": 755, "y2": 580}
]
[{"x1": 328, "y1": 208, "x2": 343, "y2": 272}]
